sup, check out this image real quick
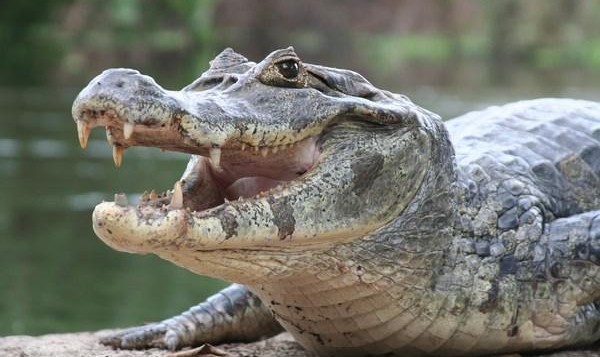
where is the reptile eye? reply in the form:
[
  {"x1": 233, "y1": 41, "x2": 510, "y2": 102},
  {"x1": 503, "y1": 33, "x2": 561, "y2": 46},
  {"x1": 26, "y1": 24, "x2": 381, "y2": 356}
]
[{"x1": 276, "y1": 60, "x2": 299, "y2": 79}]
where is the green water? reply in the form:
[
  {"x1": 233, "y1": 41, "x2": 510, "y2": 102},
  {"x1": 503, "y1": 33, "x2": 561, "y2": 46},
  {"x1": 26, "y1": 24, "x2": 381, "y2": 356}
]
[
  {"x1": 0, "y1": 84, "x2": 597, "y2": 336},
  {"x1": 0, "y1": 88, "x2": 228, "y2": 336}
]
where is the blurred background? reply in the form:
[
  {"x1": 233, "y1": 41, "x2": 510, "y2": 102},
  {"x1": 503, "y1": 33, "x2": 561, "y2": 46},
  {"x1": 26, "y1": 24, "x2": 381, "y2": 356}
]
[{"x1": 1, "y1": 0, "x2": 599, "y2": 336}]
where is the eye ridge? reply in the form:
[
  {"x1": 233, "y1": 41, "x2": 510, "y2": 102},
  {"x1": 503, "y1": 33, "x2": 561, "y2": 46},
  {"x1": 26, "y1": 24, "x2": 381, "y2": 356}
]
[{"x1": 276, "y1": 59, "x2": 300, "y2": 79}]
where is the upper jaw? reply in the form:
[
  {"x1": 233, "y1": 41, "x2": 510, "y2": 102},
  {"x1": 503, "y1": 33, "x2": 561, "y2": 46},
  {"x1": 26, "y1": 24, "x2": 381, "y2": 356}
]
[
  {"x1": 71, "y1": 68, "x2": 202, "y2": 162},
  {"x1": 71, "y1": 68, "x2": 326, "y2": 215},
  {"x1": 71, "y1": 67, "x2": 339, "y2": 158}
]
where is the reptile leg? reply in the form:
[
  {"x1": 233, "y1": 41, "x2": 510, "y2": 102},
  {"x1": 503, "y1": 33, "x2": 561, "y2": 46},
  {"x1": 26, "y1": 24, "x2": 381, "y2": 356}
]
[
  {"x1": 101, "y1": 284, "x2": 282, "y2": 350},
  {"x1": 536, "y1": 210, "x2": 600, "y2": 304},
  {"x1": 528, "y1": 210, "x2": 600, "y2": 347}
]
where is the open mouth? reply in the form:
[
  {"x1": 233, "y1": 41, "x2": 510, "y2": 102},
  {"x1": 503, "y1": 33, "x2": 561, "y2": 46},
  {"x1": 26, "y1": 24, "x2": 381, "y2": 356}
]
[
  {"x1": 75, "y1": 108, "x2": 322, "y2": 215},
  {"x1": 71, "y1": 49, "x2": 431, "y2": 260}
]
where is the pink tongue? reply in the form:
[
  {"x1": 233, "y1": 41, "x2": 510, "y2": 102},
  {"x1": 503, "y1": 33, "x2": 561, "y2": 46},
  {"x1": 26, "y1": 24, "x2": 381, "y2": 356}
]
[{"x1": 225, "y1": 177, "x2": 285, "y2": 199}]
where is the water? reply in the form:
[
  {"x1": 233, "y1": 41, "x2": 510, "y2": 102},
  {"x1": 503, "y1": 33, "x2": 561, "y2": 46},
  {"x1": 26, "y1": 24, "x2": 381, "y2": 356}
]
[
  {"x1": 0, "y1": 88, "x2": 227, "y2": 335},
  {"x1": 0, "y1": 84, "x2": 597, "y2": 336}
]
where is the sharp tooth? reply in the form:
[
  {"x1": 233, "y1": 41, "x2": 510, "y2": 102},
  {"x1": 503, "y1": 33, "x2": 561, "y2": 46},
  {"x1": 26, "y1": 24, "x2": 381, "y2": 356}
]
[
  {"x1": 261, "y1": 148, "x2": 268, "y2": 157},
  {"x1": 141, "y1": 190, "x2": 149, "y2": 202},
  {"x1": 169, "y1": 181, "x2": 183, "y2": 209},
  {"x1": 149, "y1": 190, "x2": 158, "y2": 200},
  {"x1": 253, "y1": 146, "x2": 259, "y2": 152},
  {"x1": 272, "y1": 146, "x2": 279, "y2": 154},
  {"x1": 123, "y1": 122, "x2": 134, "y2": 139},
  {"x1": 210, "y1": 147, "x2": 221, "y2": 167},
  {"x1": 241, "y1": 143, "x2": 246, "y2": 151},
  {"x1": 77, "y1": 121, "x2": 91, "y2": 149},
  {"x1": 112, "y1": 145, "x2": 124, "y2": 167},
  {"x1": 114, "y1": 193, "x2": 128, "y2": 207},
  {"x1": 106, "y1": 126, "x2": 114, "y2": 144}
]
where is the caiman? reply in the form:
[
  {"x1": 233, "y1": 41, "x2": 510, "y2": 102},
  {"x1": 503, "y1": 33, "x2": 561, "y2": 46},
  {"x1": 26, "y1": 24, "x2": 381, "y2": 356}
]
[{"x1": 71, "y1": 47, "x2": 600, "y2": 357}]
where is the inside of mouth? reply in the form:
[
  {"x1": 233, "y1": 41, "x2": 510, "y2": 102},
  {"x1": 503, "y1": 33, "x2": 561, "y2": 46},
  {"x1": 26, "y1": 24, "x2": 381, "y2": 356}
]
[
  {"x1": 138, "y1": 136, "x2": 320, "y2": 213},
  {"x1": 74, "y1": 109, "x2": 322, "y2": 213}
]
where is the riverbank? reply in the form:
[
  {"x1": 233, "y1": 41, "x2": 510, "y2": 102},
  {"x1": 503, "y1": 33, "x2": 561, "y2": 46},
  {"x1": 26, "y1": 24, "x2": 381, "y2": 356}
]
[
  {"x1": 2, "y1": 330, "x2": 600, "y2": 357},
  {"x1": 0, "y1": 331, "x2": 312, "y2": 357}
]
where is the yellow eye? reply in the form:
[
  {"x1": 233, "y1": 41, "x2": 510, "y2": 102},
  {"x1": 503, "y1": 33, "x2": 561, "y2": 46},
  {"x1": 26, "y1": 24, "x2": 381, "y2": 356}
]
[{"x1": 276, "y1": 60, "x2": 299, "y2": 79}]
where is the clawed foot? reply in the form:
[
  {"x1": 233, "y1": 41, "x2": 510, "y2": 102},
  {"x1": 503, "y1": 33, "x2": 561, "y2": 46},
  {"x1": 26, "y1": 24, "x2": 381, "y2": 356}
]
[
  {"x1": 100, "y1": 322, "x2": 185, "y2": 350},
  {"x1": 164, "y1": 344, "x2": 229, "y2": 357}
]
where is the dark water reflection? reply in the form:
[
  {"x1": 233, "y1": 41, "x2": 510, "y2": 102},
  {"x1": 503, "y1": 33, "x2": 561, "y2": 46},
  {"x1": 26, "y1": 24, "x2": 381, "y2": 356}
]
[{"x1": 0, "y1": 84, "x2": 597, "y2": 335}]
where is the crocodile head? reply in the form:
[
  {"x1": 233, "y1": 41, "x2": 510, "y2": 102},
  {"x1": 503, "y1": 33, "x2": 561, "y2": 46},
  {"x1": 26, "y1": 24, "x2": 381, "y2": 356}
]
[{"x1": 72, "y1": 47, "x2": 444, "y2": 283}]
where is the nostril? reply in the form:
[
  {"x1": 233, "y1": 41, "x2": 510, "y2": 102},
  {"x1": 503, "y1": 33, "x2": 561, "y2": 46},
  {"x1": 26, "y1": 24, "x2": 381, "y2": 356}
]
[
  {"x1": 222, "y1": 74, "x2": 239, "y2": 86},
  {"x1": 116, "y1": 81, "x2": 124, "y2": 88},
  {"x1": 137, "y1": 78, "x2": 155, "y2": 88}
]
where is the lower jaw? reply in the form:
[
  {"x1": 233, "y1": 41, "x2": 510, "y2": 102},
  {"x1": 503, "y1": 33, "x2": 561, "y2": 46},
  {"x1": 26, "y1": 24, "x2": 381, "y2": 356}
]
[
  {"x1": 92, "y1": 202, "x2": 294, "y2": 284},
  {"x1": 154, "y1": 245, "x2": 318, "y2": 284}
]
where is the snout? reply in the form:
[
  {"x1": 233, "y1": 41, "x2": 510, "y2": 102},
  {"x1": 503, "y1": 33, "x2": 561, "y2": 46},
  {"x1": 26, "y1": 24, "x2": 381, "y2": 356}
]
[{"x1": 73, "y1": 68, "x2": 164, "y2": 113}]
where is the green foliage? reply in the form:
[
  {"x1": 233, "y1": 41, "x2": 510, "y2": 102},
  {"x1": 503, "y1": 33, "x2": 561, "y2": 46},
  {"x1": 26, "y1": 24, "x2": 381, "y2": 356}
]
[
  {"x1": 0, "y1": 1, "x2": 599, "y2": 86},
  {"x1": 165, "y1": 0, "x2": 218, "y2": 77},
  {"x1": 531, "y1": 40, "x2": 600, "y2": 71},
  {"x1": 585, "y1": 41, "x2": 600, "y2": 69},
  {"x1": 360, "y1": 34, "x2": 455, "y2": 72},
  {"x1": 0, "y1": 0, "x2": 69, "y2": 86}
]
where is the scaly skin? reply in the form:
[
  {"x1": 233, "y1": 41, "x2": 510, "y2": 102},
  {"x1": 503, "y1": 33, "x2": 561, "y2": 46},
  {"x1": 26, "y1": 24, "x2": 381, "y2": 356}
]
[{"x1": 71, "y1": 48, "x2": 600, "y2": 356}]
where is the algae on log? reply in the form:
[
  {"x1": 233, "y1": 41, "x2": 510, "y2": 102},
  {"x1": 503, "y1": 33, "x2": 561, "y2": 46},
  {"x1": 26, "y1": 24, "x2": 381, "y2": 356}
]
[{"x1": 2, "y1": 330, "x2": 600, "y2": 357}]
